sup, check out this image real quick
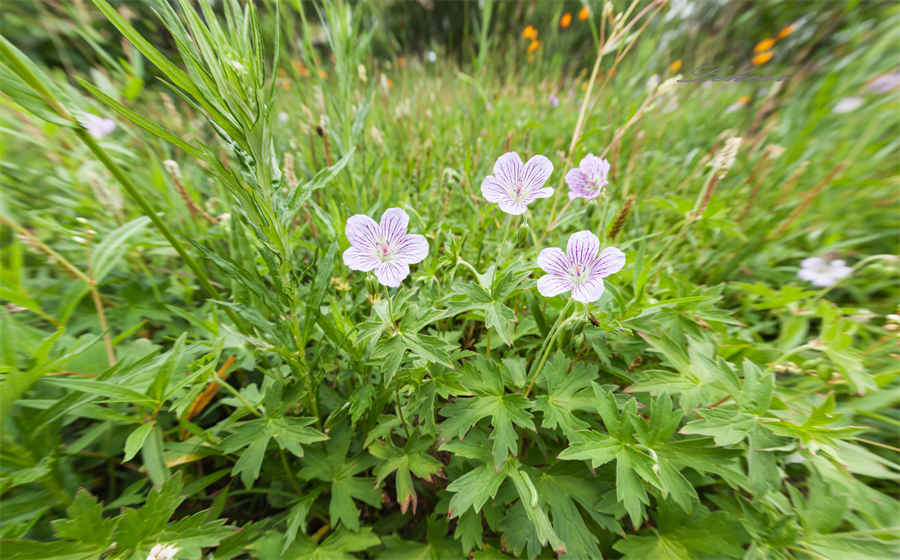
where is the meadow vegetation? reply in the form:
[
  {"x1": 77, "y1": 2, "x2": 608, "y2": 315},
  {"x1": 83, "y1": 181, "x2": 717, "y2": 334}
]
[{"x1": 1, "y1": 1, "x2": 899, "y2": 558}]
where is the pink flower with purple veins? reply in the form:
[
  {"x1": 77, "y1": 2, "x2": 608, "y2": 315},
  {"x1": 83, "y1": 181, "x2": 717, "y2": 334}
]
[
  {"x1": 537, "y1": 231, "x2": 625, "y2": 303},
  {"x1": 565, "y1": 154, "x2": 610, "y2": 200},
  {"x1": 481, "y1": 152, "x2": 554, "y2": 215},
  {"x1": 342, "y1": 208, "x2": 428, "y2": 287}
]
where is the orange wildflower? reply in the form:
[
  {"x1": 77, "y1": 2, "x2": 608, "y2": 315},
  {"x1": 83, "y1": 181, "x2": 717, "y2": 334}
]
[
  {"x1": 754, "y1": 38, "x2": 775, "y2": 53},
  {"x1": 752, "y1": 51, "x2": 773, "y2": 66},
  {"x1": 561, "y1": 13, "x2": 572, "y2": 28},
  {"x1": 777, "y1": 24, "x2": 795, "y2": 39},
  {"x1": 737, "y1": 95, "x2": 750, "y2": 105},
  {"x1": 528, "y1": 40, "x2": 540, "y2": 53},
  {"x1": 669, "y1": 59, "x2": 682, "y2": 72},
  {"x1": 523, "y1": 25, "x2": 538, "y2": 40},
  {"x1": 317, "y1": 68, "x2": 327, "y2": 79},
  {"x1": 291, "y1": 59, "x2": 310, "y2": 77},
  {"x1": 396, "y1": 57, "x2": 406, "y2": 67},
  {"x1": 578, "y1": 6, "x2": 589, "y2": 20}
]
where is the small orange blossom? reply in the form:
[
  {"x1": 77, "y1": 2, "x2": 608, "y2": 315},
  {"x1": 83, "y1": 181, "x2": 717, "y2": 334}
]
[
  {"x1": 561, "y1": 13, "x2": 572, "y2": 28},
  {"x1": 754, "y1": 38, "x2": 775, "y2": 53},
  {"x1": 523, "y1": 25, "x2": 538, "y2": 40},
  {"x1": 670, "y1": 59, "x2": 682, "y2": 72},
  {"x1": 752, "y1": 51, "x2": 773, "y2": 66},
  {"x1": 777, "y1": 24, "x2": 795, "y2": 39},
  {"x1": 528, "y1": 40, "x2": 540, "y2": 53},
  {"x1": 578, "y1": 6, "x2": 589, "y2": 20}
]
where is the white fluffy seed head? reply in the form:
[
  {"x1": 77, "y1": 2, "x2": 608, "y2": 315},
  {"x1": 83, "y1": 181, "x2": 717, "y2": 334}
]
[
  {"x1": 711, "y1": 137, "x2": 742, "y2": 176},
  {"x1": 656, "y1": 76, "x2": 681, "y2": 97},
  {"x1": 163, "y1": 160, "x2": 181, "y2": 179}
]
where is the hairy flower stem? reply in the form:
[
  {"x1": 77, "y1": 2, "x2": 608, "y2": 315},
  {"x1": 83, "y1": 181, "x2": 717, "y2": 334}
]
[{"x1": 524, "y1": 301, "x2": 574, "y2": 398}]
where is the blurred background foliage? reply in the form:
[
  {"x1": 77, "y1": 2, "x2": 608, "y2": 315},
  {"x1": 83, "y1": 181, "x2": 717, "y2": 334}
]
[{"x1": 3, "y1": 0, "x2": 893, "y2": 80}]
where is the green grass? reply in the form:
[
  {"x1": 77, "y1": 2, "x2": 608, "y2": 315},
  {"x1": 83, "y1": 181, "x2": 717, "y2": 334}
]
[{"x1": 1, "y1": 1, "x2": 899, "y2": 559}]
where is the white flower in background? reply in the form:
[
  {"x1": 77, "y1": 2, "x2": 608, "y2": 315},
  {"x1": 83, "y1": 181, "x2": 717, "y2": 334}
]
[
  {"x1": 147, "y1": 543, "x2": 180, "y2": 560},
  {"x1": 82, "y1": 113, "x2": 116, "y2": 139},
  {"x1": 832, "y1": 96, "x2": 863, "y2": 114},
  {"x1": 278, "y1": 112, "x2": 289, "y2": 124},
  {"x1": 797, "y1": 257, "x2": 852, "y2": 287},
  {"x1": 425, "y1": 50, "x2": 437, "y2": 63},
  {"x1": 646, "y1": 73, "x2": 660, "y2": 92}
]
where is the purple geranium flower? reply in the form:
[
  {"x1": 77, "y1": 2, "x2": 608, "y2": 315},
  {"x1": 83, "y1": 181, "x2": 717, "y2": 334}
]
[
  {"x1": 481, "y1": 152, "x2": 554, "y2": 215},
  {"x1": 565, "y1": 154, "x2": 610, "y2": 200},
  {"x1": 343, "y1": 208, "x2": 428, "y2": 287},
  {"x1": 536, "y1": 231, "x2": 625, "y2": 303}
]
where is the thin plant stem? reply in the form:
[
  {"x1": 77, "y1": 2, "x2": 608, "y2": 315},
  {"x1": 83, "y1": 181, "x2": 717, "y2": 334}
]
[
  {"x1": 394, "y1": 375, "x2": 411, "y2": 440},
  {"x1": 84, "y1": 234, "x2": 116, "y2": 366},
  {"x1": 279, "y1": 448, "x2": 303, "y2": 494},
  {"x1": 524, "y1": 301, "x2": 574, "y2": 398}
]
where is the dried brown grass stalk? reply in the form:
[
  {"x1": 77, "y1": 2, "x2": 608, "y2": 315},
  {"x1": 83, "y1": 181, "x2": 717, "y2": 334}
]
[{"x1": 770, "y1": 160, "x2": 848, "y2": 239}]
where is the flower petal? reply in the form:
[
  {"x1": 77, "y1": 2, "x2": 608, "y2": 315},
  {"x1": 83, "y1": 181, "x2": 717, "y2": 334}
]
[
  {"x1": 571, "y1": 278, "x2": 605, "y2": 303},
  {"x1": 492, "y1": 152, "x2": 524, "y2": 186},
  {"x1": 396, "y1": 234, "x2": 428, "y2": 264},
  {"x1": 498, "y1": 198, "x2": 529, "y2": 215},
  {"x1": 346, "y1": 214, "x2": 379, "y2": 249},
  {"x1": 581, "y1": 154, "x2": 610, "y2": 178},
  {"x1": 481, "y1": 176, "x2": 510, "y2": 203},
  {"x1": 531, "y1": 187, "x2": 554, "y2": 200},
  {"x1": 380, "y1": 208, "x2": 410, "y2": 244},
  {"x1": 801, "y1": 257, "x2": 824, "y2": 269},
  {"x1": 537, "y1": 274, "x2": 572, "y2": 298},
  {"x1": 565, "y1": 168, "x2": 589, "y2": 192},
  {"x1": 566, "y1": 231, "x2": 600, "y2": 266},
  {"x1": 537, "y1": 247, "x2": 569, "y2": 275},
  {"x1": 374, "y1": 261, "x2": 410, "y2": 287},
  {"x1": 343, "y1": 247, "x2": 378, "y2": 271},
  {"x1": 521, "y1": 154, "x2": 553, "y2": 190},
  {"x1": 593, "y1": 246, "x2": 626, "y2": 277}
]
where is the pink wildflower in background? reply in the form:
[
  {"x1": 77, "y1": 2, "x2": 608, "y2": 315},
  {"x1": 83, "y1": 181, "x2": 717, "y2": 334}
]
[
  {"x1": 82, "y1": 113, "x2": 116, "y2": 139},
  {"x1": 565, "y1": 154, "x2": 611, "y2": 200},
  {"x1": 481, "y1": 152, "x2": 554, "y2": 215},
  {"x1": 536, "y1": 231, "x2": 625, "y2": 303},
  {"x1": 343, "y1": 208, "x2": 428, "y2": 287}
]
